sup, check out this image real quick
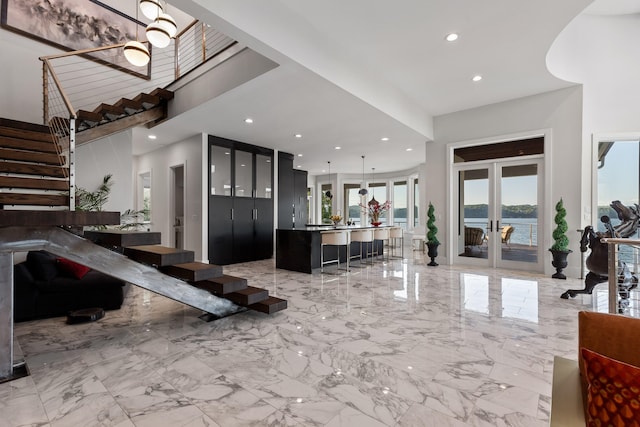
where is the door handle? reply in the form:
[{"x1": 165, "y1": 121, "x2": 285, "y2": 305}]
[
  {"x1": 497, "y1": 220, "x2": 500, "y2": 230},
  {"x1": 230, "y1": 208, "x2": 234, "y2": 221},
  {"x1": 489, "y1": 220, "x2": 493, "y2": 232}
]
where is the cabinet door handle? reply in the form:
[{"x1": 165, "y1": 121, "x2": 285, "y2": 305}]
[
  {"x1": 254, "y1": 208, "x2": 258, "y2": 221},
  {"x1": 231, "y1": 208, "x2": 234, "y2": 221}
]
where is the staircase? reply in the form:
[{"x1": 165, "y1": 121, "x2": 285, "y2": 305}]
[{"x1": 85, "y1": 230, "x2": 287, "y2": 315}]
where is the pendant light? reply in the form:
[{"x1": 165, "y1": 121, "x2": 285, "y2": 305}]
[
  {"x1": 358, "y1": 155, "x2": 368, "y2": 196},
  {"x1": 157, "y1": 13, "x2": 178, "y2": 38},
  {"x1": 145, "y1": 1, "x2": 171, "y2": 48},
  {"x1": 139, "y1": 0, "x2": 163, "y2": 20},
  {"x1": 325, "y1": 161, "x2": 333, "y2": 199},
  {"x1": 368, "y1": 167, "x2": 378, "y2": 207},
  {"x1": 124, "y1": 1, "x2": 150, "y2": 67}
]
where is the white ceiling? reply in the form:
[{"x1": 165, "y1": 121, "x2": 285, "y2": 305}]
[{"x1": 133, "y1": 0, "x2": 627, "y2": 175}]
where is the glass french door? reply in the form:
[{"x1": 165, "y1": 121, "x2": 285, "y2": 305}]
[{"x1": 454, "y1": 158, "x2": 543, "y2": 271}]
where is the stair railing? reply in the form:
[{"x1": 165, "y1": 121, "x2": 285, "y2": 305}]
[{"x1": 40, "y1": 20, "x2": 235, "y2": 211}]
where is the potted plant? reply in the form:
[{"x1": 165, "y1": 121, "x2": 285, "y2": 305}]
[
  {"x1": 550, "y1": 198, "x2": 571, "y2": 279},
  {"x1": 426, "y1": 202, "x2": 440, "y2": 266}
]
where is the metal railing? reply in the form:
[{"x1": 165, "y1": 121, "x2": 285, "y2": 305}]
[
  {"x1": 39, "y1": 20, "x2": 235, "y2": 210},
  {"x1": 602, "y1": 237, "x2": 640, "y2": 315}
]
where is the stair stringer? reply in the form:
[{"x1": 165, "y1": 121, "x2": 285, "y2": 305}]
[{"x1": 0, "y1": 226, "x2": 243, "y2": 317}]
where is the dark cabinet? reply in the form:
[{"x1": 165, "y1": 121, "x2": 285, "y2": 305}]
[
  {"x1": 277, "y1": 152, "x2": 308, "y2": 229},
  {"x1": 208, "y1": 136, "x2": 273, "y2": 265},
  {"x1": 293, "y1": 169, "x2": 308, "y2": 228}
]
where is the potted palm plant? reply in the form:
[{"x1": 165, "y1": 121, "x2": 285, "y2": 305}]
[
  {"x1": 550, "y1": 198, "x2": 571, "y2": 279},
  {"x1": 426, "y1": 202, "x2": 440, "y2": 266}
]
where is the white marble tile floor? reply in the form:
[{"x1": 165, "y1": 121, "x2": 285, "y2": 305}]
[{"x1": 1, "y1": 254, "x2": 606, "y2": 426}]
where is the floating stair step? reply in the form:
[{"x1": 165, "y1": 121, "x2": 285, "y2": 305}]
[
  {"x1": 124, "y1": 245, "x2": 194, "y2": 266},
  {"x1": 93, "y1": 103, "x2": 126, "y2": 121},
  {"x1": 84, "y1": 230, "x2": 161, "y2": 248},
  {"x1": 0, "y1": 135, "x2": 60, "y2": 154},
  {"x1": 0, "y1": 118, "x2": 53, "y2": 143},
  {"x1": 0, "y1": 161, "x2": 67, "y2": 178},
  {"x1": 161, "y1": 262, "x2": 223, "y2": 282},
  {"x1": 133, "y1": 93, "x2": 161, "y2": 109},
  {"x1": 0, "y1": 210, "x2": 120, "y2": 226},
  {"x1": 0, "y1": 176, "x2": 68, "y2": 191},
  {"x1": 0, "y1": 193, "x2": 68, "y2": 206},
  {"x1": 149, "y1": 88, "x2": 174, "y2": 101},
  {"x1": 192, "y1": 274, "x2": 248, "y2": 295},
  {"x1": 114, "y1": 97, "x2": 144, "y2": 114},
  {"x1": 249, "y1": 296, "x2": 288, "y2": 314},
  {"x1": 0, "y1": 147, "x2": 63, "y2": 165},
  {"x1": 225, "y1": 286, "x2": 269, "y2": 306},
  {"x1": 77, "y1": 109, "x2": 104, "y2": 125}
]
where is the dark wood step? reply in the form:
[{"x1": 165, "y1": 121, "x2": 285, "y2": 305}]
[
  {"x1": 0, "y1": 119, "x2": 53, "y2": 143},
  {"x1": 0, "y1": 161, "x2": 67, "y2": 178},
  {"x1": 133, "y1": 93, "x2": 161, "y2": 109},
  {"x1": 77, "y1": 109, "x2": 104, "y2": 125},
  {"x1": 225, "y1": 286, "x2": 269, "y2": 306},
  {"x1": 192, "y1": 274, "x2": 248, "y2": 295},
  {"x1": 0, "y1": 192, "x2": 68, "y2": 206},
  {"x1": 249, "y1": 296, "x2": 288, "y2": 314},
  {"x1": 124, "y1": 245, "x2": 194, "y2": 266},
  {"x1": 161, "y1": 262, "x2": 223, "y2": 282},
  {"x1": 149, "y1": 88, "x2": 174, "y2": 101},
  {"x1": 0, "y1": 210, "x2": 120, "y2": 226},
  {"x1": 0, "y1": 147, "x2": 63, "y2": 165},
  {"x1": 93, "y1": 103, "x2": 126, "y2": 121},
  {"x1": 84, "y1": 230, "x2": 161, "y2": 248},
  {"x1": 0, "y1": 135, "x2": 60, "y2": 154},
  {"x1": 114, "y1": 97, "x2": 144, "y2": 115},
  {"x1": 0, "y1": 176, "x2": 68, "y2": 191}
]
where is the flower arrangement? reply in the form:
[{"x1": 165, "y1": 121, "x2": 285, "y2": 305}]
[
  {"x1": 330, "y1": 214, "x2": 342, "y2": 225},
  {"x1": 360, "y1": 197, "x2": 391, "y2": 225}
]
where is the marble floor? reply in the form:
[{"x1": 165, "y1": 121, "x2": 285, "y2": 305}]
[{"x1": 1, "y1": 252, "x2": 608, "y2": 426}]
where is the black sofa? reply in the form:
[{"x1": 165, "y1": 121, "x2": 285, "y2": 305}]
[{"x1": 14, "y1": 250, "x2": 128, "y2": 322}]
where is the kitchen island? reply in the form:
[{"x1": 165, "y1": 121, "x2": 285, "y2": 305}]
[{"x1": 276, "y1": 226, "x2": 385, "y2": 273}]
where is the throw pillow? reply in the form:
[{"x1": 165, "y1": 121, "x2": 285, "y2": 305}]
[
  {"x1": 26, "y1": 250, "x2": 59, "y2": 282},
  {"x1": 56, "y1": 258, "x2": 91, "y2": 280},
  {"x1": 581, "y1": 347, "x2": 640, "y2": 427}
]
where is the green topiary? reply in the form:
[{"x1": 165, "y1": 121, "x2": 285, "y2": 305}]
[
  {"x1": 551, "y1": 198, "x2": 569, "y2": 252},
  {"x1": 427, "y1": 202, "x2": 439, "y2": 245}
]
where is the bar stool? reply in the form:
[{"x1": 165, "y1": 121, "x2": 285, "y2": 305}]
[
  {"x1": 349, "y1": 229, "x2": 374, "y2": 266},
  {"x1": 389, "y1": 227, "x2": 403, "y2": 258},
  {"x1": 372, "y1": 227, "x2": 391, "y2": 261},
  {"x1": 320, "y1": 230, "x2": 350, "y2": 273}
]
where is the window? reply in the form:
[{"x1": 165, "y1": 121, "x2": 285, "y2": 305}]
[
  {"x1": 413, "y1": 178, "x2": 419, "y2": 227},
  {"x1": 321, "y1": 184, "x2": 332, "y2": 223},
  {"x1": 394, "y1": 180, "x2": 407, "y2": 229},
  {"x1": 369, "y1": 182, "x2": 387, "y2": 221},
  {"x1": 344, "y1": 183, "x2": 361, "y2": 225}
]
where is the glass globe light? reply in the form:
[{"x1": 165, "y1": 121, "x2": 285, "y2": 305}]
[
  {"x1": 139, "y1": 0, "x2": 163, "y2": 20},
  {"x1": 146, "y1": 21, "x2": 171, "y2": 48},
  {"x1": 123, "y1": 41, "x2": 150, "y2": 67},
  {"x1": 157, "y1": 13, "x2": 177, "y2": 38}
]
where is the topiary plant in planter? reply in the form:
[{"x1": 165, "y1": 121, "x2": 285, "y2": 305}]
[
  {"x1": 426, "y1": 202, "x2": 440, "y2": 266},
  {"x1": 550, "y1": 198, "x2": 571, "y2": 279}
]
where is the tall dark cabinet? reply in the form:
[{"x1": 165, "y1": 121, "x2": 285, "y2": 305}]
[
  {"x1": 208, "y1": 136, "x2": 273, "y2": 265},
  {"x1": 278, "y1": 152, "x2": 308, "y2": 229}
]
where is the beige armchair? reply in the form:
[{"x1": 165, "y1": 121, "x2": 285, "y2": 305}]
[
  {"x1": 464, "y1": 226, "x2": 484, "y2": 249},
  {"x1": 501, "y1": 225, "x2": 514, "y2": 248}
]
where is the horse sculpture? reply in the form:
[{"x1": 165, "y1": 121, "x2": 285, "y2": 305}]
[{"x1": 560, "y1": 201, "x2": 639, "y2": 304}]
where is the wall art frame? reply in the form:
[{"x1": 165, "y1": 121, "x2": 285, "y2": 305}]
[{"x1": 1, "y1": 0, "x2": 151, "y2": 79}]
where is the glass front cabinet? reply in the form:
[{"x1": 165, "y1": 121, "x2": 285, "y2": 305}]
[{"x1": 208, "y1": 136, "x2": 273, "y2": 265}]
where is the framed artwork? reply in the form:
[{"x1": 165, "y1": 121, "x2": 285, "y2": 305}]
[{"x1": 1, "y1": 0, "x2": 151, "y2": 79}]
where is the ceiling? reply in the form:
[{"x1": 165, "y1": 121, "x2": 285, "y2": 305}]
[{"x1": 133, "y1": 0, "x2": 633, "y2": 176}]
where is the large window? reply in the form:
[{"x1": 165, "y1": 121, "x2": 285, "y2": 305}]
[
  {"x1": 321, "y1": 184, "x2": 332, "y2": 223},
  {"x1": 344, "y1": 183, "x2": 361, "y2": 225},
  {"x1": 369, "y1": 183, "x2": 387, "y2": 222},
  {"x1": 413, "y1": 178, "x2": 419, "y2": 227},
  {"x1": 394, "y1": 181, "x2": 407, "y2": 229}
]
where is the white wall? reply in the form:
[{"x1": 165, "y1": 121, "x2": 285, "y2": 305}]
[
  {"x1": 134, "y1": 135, "x2": 204, "y2": 261},
  {"x1": 76, "y1": 130, "x2": 134, "y2": 214},
  {"x1": 433, "y1": 86, "x2": 583, "y2": 277}
]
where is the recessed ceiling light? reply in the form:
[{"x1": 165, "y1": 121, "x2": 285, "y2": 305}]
[
  {"x1": 335, "y1": 146, "x2": 341, "y2": 150},
  {"x1": 297, "y1": 154, "x2": 303, "y2": 157},
  {"x1": 445, "y1": 33, "x2": 459, "y2": 42},
  {"x1": 322, "y1": 169, "x2": 326, "y2": 173},
  {"x1": 244, "y1": 118, "x2": 253, "y2": 124},
  {"x1": 296, "y1": 165, "x2": 302, "y2": 168},
  {"x1": 406, "y1": 148, "x2": 413, "y2": 151},
  {"x1": 381, "y1": 137, "x2": 389, "y2": 141},
  {"x1": 472, "y1": 75, "x2": 482, "y2": 82},
  {"x1": 148, "y1": 135, "x2": 157, "y2": 140},
  {"x1": 295, "y1": 134, "x2": 302, "y2": 138}
]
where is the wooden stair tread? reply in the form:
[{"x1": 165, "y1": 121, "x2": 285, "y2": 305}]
[
  {"x1": 0, "y1": 161, "x2": 67, "y2": 178},
  {"x1": 0, "y1": 118, "x2": 53, "y2": 143},
  {"x1": 0, "y1": 210, "x2": 120, "y2": 226},
  {"x1": 0, "y1": 135, "x2": 60, "y2": 154},
  {"x1": 93, "y1": 103, "x2": 126, "y2": 120},
  {"x1": 84, "y1": 230, "x2": 161, "y2": 247},
  {"x1": 161, "y1": 262, "x2": 223, "y2": 282},
  {"x1": 77, "y1": 109, "x2": 104, "y2": 124},
  {"x1": 249, "y1": 297, "x2": 288, "y2": 314},
  {"x1": 192, "y1": 274, "x2": 248, "y2": 295},
  {"x1": 0, "y1": 193, "x2": 68, "y2": 206},
  {"x1": 149, "y1": 88, "x2": 174, "y2": 100},
  {"x1": 124, "y1": 245, "x2": 194, "y2": 266},
  {"x1": 225, "y1": 286, "x2": 269, "y2": 306},
  {"x1": 133, "y1": 93, "x2": 161, "y2": 109},
  {"x1": 114, "y1": 97, "x2": 144, "y2": 114},
  {"x1": 0, "y1": 147, "x2": 63, "y2": 165},
  {"x1": 0, "y1": 176, "x2": 68, "y2": 191}
]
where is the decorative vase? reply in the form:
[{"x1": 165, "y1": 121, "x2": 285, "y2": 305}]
[
  {"x1": 371, "y1": 221, "x2": 382, "y2": 227},
  {"x1": 427, "y1": 242, "x2": 439, "y2": 266},
  {"x1": 550, "y1": 249, "x2": 571, "y2": 279}
]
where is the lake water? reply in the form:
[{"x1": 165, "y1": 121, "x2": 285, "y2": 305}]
[{"x1": 464, "y1": 218, "x2": 538, "y2": 246}]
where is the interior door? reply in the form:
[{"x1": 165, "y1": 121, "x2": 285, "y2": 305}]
[{"x1": 455, "y1": 159, "x2": 543, "y2": 271}]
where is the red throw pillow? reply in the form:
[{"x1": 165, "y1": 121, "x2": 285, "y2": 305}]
[
  {"x1": 56, "y1": 258, "x2": 91, "y2": 280},
  {"x1": 581, "y1": 347, "x2": 640, "y2": 427}
]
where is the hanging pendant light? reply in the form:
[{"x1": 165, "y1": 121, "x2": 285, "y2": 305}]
[
  {"x1": 146, "y1": 20, "x2": 171, "y2": 48},
  {"x1": 358, "y1": 155, "x2": 368, "y2": 196},
  {"x1": 124, "y1": 0, "x2": 150, "y2": 67},
  {"x1": 157, "y1": 12, "x2": 178, "y2": 38},
  {"x1": 325, "y1": 161, "x2": 333, "y2": 199},
  {"x1": 139, "y1": 0, "x2": 163, "y2": 20},
  {"x1": 368, "y1": 167, "x2": 378, "y2": 207}
]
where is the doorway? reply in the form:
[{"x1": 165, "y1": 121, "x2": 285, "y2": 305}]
[{"x1": 171, "y1": 165, "x2": 185, "y2": 249}]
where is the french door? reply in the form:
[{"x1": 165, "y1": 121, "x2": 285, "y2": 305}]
[{"x1": 454, "y1": 158, "x2": 544, "y2": 271}]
